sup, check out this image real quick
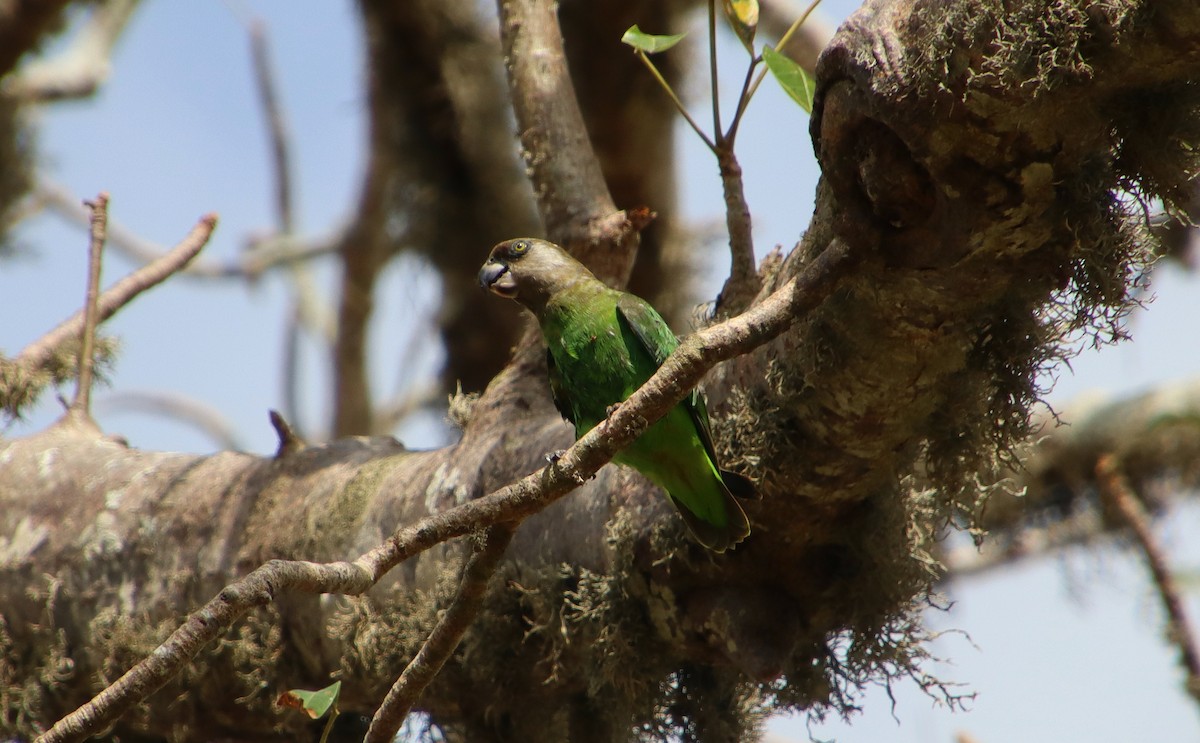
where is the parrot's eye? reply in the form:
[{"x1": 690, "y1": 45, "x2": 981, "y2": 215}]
[{"x1": 511, "y1": 240, "x2": 529, "y2": 255}]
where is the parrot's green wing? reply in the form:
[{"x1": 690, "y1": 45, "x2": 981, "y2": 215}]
[
  {"x1": 615, "y1": 295, "x2": 756, "y2": 502},
  {"x1": 616, "y1": 299, "x2": 719, "y2": 462},
  {"x1": 614, "y1": 296, "x2": 703, "y2": 440},
  {"x1": 545, "y1": 349, "x2": 576, "y2": 426}
]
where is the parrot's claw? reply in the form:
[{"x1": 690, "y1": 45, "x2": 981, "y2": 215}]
[
  {"x1": 605, "y1": 403, "x2": 620, "y2": 418},
  {"x1": 546, "y1": 449, "x2": 567, "y2": 464}
]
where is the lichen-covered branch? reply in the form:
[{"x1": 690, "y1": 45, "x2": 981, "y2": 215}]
[
  {"x1": 6, "y1": 1, "x2": 1200, "y2": 740},
  {"x1": 21, "y1": 237, "x2": 856, "y2": 741},
  {"x1": 943, "y1": 375, "x2": 1200, "y2": 576}
]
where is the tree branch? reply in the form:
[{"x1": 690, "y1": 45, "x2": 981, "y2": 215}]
[
  {"x1": 35, "y1": 179, "x2": 321, "y2": 281},
  {"x1": 0, "y1": 0, "x2": 73, "y2": 80},
  {"x1": 35, "y1": 237, "x2": 858, "y2": 742},
  {"x1": 498, "y1": 0, "x2": 633, "y2": 281},
  {"x1": 96, "y1": 390, "x2": 247, "y2": 452},
  {"x1": 3, "y1": 0, "x2": 139, "y2": 101},
  {"x1": 13, "y1": 213, "x2": 217, "y2": 375},
  {"x1": 1096, "y1": 454, "x2": 1200, "y2": 704},
  {"x1": 248, "y1": 20, "x2": 294, "y2": 236},
  {"x1": 66, "y1": 192, "x2": 109, "y2": 424},
  {"x1": 365, "y1": 524, "x2": 515, "y2": 742}
]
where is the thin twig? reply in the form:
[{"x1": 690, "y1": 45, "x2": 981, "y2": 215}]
[
  {"x1": 248, "y1": 20, "x2": 294, "y2": 234},
  {"x1": 725, "y1": 55, "x2": 762, "y2": 144},
  {"x1": 35, "y1": 179, "x2": 328, "y2": 280},
  {"x1": 96, "y1": 390, "x2": 247, "y2": 452},
  {"x1": 365, "y1": 524, "x2": 516, "y2": 742},
  {"x1": 17, "y1": 214, "x2": 219, "y2": 375},
  {"x1": 758, "y1": 0, "x2": 833, "y2": 72},
  {"x1": 244, "y1": 17, "x2": 333, "y2": 350},
  {"x1": 35, "y1": 238, "x2": 860, "y2": 743},
  {"x1": 1096, "y1": 454, "x2": 1200, "y2": 704},
  {"x1": 744, "y1": 0, "x2": 824, "y2": 108},
  {"x1": 709, "y1": 0, "x2": 722, "y2": 140},
  {"x1": 634, "y1": 51, "x2": 716, "y2": 153},
  {"x1": 69, "y1": 193, "x2": 109, "y2": 420}
]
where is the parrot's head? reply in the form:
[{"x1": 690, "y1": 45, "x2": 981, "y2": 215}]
[{"x1": 479, "y1": 238, "x2": 592, "y2": 312}]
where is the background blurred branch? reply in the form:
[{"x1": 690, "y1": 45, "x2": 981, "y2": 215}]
[
  {"x1": 4, "y1": 0, "x2": 139, "y2": 101},
  {"x1": 96, "y1": 390, "x2": 247, "y2": 451},
  {"x1": 1097, "y1": 454, "x2": 1200, "y2": 705},
  {"x1": 35, "y1": 178, "x2": 336, "y2": 282},
  {"x1": 3, "y1": 210, "x2": 217, "y2": 415}
]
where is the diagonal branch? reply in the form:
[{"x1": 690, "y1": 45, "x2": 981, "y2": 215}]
[
  {"x1": 36, "y1": 237, "x2": 859, "y2": 743},
  {"x1": 96, "y1": 390, "x2": 247, "y2": 451},
  {"x1": 13, "y1": 213, "x2": 218, "y2": 376},
  {"x1": 1096, "y1": 454, "x2": 1200, "y2": 704},
  {"x1": 35, "y1": 179, "x2": 336, "y2": 281},
  {"x1": 365, "y1": 524, "x2": 516, "y2": 742}
]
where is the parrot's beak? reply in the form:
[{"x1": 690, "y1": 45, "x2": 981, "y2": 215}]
[{"x1": 479, "y1": 260, "x2": 518, "y2": 297}]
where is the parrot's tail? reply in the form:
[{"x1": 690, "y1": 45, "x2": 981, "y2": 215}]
[{"x1": 670, "y1": 471, "x2": 752, "y2": 553}]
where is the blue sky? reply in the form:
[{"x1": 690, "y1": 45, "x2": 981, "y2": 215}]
[{"x1": 3, "y1": 2, "x2": 1199, "y2": 741}]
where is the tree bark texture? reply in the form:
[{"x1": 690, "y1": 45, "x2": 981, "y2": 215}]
[{"x1": 4, "y1": 0, "x2": 1200, "y2": 740}]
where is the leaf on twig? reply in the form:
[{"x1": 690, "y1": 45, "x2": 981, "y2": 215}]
[
  {"x1": 762, "y1": 45, "x2": 815, "y2": 113},
  {"x1": 722, "y1": 0, "x2": 759, "y2": 53},
  {"x1": 278, "y1": 680, "x2": 341, "y2": 719},
  {"x1": 621, "y1": 25, "x2": 687, "y2": 54}
]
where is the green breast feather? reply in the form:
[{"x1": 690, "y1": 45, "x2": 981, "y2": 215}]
[{"x1": 541, "y1": 284, "x2": 752, "y2": 551}]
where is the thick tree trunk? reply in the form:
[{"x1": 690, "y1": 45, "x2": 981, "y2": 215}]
[{"x1": 3, "y1": 0, "x2": 1200, "y2": 740}]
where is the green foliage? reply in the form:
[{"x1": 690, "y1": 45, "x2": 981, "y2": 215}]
[
  {"x1": 279, "y1": 681, "x2": 342, "y2": 743},
  {"x1": 280, "y1": 680, "x2": 341, "y2": 720},
  {"x1": 762, "y1": 45, "x2": 815, "y2": 113},
  {"x1": 621, "y1": 25, "x2": 687, "y2": 54},
  {"x1": 722, "y1": 0, "x2": 759, "y2": 53}
]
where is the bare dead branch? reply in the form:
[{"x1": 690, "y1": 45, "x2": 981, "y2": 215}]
[
  {"x1": 95, "y1": 390, "x2": 247, "y2": 452},
  {"x1": 365, "y1": 524, "x2": 515, "y2": 743},
  {"x1": 34, "y1": 179, "x2": 336, "y2": 281},
  {"x1": 243, "y1": 16, "x2": 335, "y2": 381},
  {"x1": 67, "y1": 192, "x2": 109, "y2": 422},
  {"x1": 15, "y1": 212, "x2": 218, "y2": 375},
  {"x1": 1096, "y1": 454, "x2": 1200, "y2": 704},
  {"x1": 247, "y1": 20, "x2": 294, "y2": 235},
  {"x1": 37, "y1": 236, "x2": 858, "y2": 743}
]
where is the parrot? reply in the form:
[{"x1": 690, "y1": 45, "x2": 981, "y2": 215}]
[{"x1": 478, "y1": 237, "x2": 752, "y2": 552}]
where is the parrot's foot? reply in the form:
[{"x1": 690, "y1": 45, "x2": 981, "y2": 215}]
[
  {"x1": 545, "y1": 449, "x2": 567, "y2": 464},
  {"x1": 605, "y1": 403, "x2": 620, "y2": 418}
]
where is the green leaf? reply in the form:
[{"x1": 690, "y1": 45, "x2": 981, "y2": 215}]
[
  {"x1": 621, "y1": 25, "x2": 687, "y2": 54},
  {"x1": 722, "y1": 0, "x2": 759, "y2": 52},
  {"x1": 278, "y1": 681, "x2": 341, "y2": 720},
  {"x1": 762, "y1": 45, "x2": 815, "y2": 113}
]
